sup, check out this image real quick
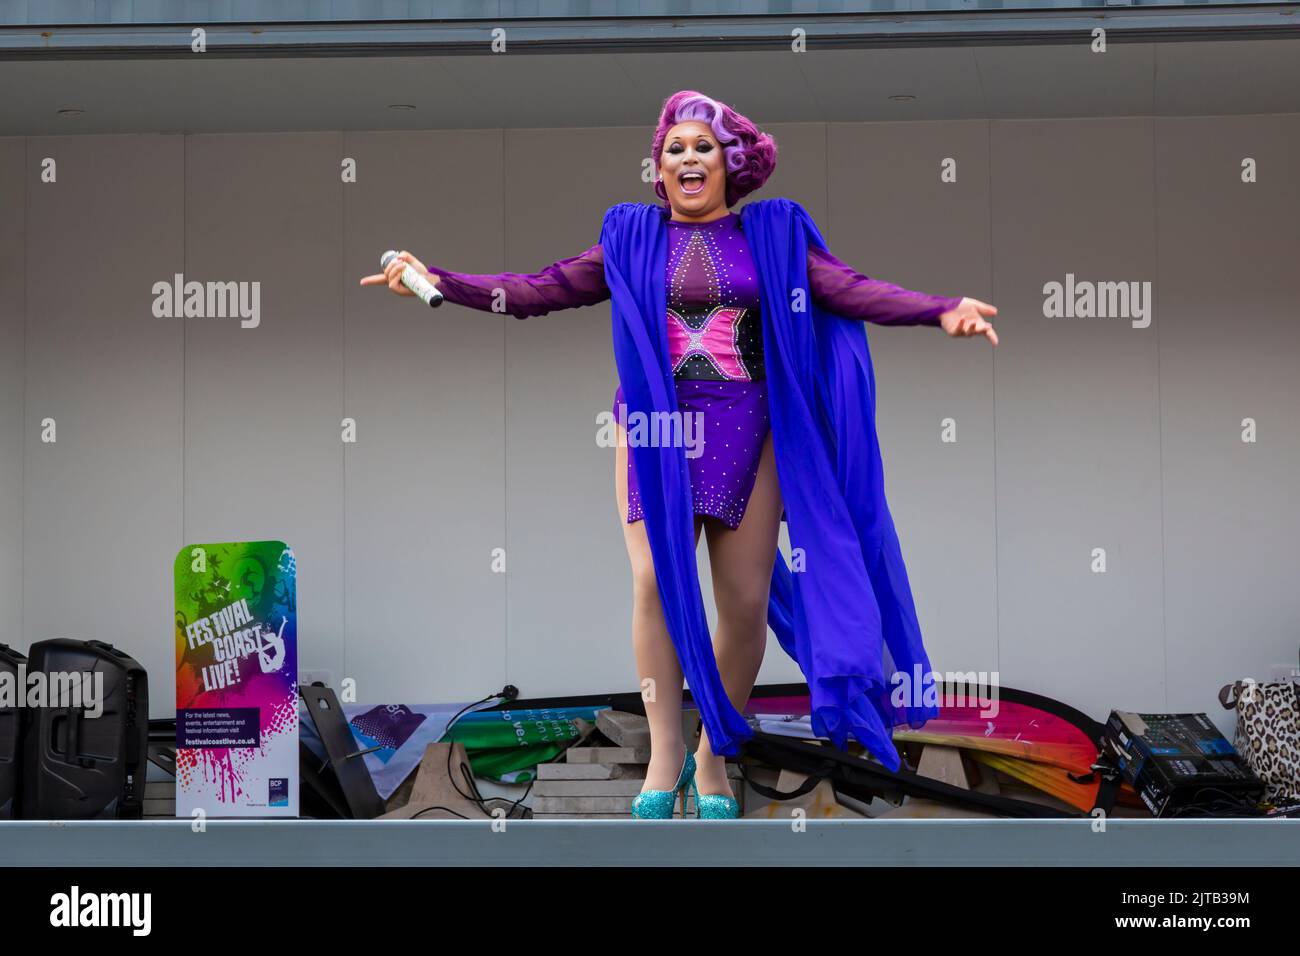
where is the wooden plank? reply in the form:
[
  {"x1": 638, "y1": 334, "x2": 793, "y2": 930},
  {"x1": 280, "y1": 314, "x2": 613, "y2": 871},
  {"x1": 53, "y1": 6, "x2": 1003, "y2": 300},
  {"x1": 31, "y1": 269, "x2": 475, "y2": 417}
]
[
  {"x1": 564, "y1": 746, "x2": 649, "y2": 764},
  {"x1": 595, "y1": 711, "x2": 651, "y2": 749}
]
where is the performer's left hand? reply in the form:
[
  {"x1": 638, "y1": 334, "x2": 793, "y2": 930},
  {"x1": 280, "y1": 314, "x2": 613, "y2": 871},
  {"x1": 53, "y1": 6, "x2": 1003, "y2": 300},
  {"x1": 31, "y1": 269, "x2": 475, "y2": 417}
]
[{"x1": 940, "y1": 298, "x2": 999, "y2": 346}]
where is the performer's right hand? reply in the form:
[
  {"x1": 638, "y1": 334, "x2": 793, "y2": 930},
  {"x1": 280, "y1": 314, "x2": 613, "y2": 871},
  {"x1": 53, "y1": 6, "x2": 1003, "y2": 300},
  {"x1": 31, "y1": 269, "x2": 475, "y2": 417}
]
[{"x1": 358, "y1": 250, "x2": 436, "y2": 297}]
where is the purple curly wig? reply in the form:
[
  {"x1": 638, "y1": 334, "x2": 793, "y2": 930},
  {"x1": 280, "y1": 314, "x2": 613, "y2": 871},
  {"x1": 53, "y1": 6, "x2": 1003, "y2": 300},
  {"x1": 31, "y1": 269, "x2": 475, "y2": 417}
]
[{"x1": 651, "y1": 90, "x2": 777, "y2": 209}]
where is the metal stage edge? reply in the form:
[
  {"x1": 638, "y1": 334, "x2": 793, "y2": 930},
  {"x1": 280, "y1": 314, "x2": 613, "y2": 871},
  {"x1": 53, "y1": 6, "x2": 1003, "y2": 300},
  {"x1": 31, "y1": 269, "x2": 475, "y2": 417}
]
[{"x1": 0, "y1": 818, "x2": 1294, "y2": 866}]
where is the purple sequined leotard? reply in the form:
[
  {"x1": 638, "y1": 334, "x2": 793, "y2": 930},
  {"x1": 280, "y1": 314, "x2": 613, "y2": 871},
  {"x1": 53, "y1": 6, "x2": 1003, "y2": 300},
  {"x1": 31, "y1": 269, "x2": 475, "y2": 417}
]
[
  {"x1": 426, "y1": 210, "x2": 962, "y2": 530},
  {"x1": 613, "y1": 213, "x2": 767, "y2": 529}
]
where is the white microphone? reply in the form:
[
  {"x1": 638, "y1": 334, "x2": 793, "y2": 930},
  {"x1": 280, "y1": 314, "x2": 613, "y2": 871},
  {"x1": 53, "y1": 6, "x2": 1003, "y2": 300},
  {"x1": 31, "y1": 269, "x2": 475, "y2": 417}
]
[{"x1": 381, "y1": 250, "x2": 444, "y2": 308}]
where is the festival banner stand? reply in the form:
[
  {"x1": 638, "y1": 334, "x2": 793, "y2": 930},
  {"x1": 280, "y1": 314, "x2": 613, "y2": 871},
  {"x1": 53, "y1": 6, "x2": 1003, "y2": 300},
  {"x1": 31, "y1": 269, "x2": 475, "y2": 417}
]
[{"x1": 174, "y1": 541, "x2": 299, "y2": 818}]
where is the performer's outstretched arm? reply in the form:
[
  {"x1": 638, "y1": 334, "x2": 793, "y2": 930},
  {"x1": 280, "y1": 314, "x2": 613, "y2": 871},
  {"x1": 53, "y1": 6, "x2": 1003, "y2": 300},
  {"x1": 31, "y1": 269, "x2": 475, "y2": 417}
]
[
  {"x1": 807, "y1": 246, "x2": 963, "y2": 326},
  {"x1": 361, "y1": 244, "x2": 610, "y2": 319},
  {"x1": 428, "y1": 245, "x2": 610, "y2": 319},
  {"x1": 807, "y1": 246, "x2": 998, "y2": 344}
]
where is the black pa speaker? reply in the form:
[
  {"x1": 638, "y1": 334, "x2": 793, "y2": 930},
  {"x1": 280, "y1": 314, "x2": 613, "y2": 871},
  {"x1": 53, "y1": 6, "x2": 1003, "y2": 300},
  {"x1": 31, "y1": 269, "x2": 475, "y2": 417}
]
[
  {"x1": 0, "y1": 643, "x2": 26, "y2": 819},
  {"x1": 21, "y1": 638, "x2": 149, "y2": 820}
]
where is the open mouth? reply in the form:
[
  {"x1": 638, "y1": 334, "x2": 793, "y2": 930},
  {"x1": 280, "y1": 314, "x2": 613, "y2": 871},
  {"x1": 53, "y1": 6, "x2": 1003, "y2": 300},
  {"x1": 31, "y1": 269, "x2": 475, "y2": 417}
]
[{"x1": 678, "y1": 171, "x2": 706, "y2": 196}]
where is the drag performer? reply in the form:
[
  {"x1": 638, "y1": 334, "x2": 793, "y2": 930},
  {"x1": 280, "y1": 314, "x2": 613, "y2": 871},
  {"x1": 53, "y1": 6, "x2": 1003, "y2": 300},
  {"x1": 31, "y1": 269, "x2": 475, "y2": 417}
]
[{"x1": 362, "y1": 90, "x2": 998, "y2": 819}]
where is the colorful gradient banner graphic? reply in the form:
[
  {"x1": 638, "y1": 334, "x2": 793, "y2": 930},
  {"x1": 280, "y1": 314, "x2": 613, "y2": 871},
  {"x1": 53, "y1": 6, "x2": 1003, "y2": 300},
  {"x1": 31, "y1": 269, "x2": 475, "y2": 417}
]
[{"x1": 174, "y1": 541, "x2": 299, "y2": 817}]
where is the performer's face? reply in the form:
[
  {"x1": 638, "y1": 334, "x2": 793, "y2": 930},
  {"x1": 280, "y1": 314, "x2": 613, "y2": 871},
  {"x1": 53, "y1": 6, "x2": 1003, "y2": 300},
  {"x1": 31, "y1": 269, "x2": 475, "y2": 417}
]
[{"x1": 659, "y1": 121, "x2": 728, "y2": 219}]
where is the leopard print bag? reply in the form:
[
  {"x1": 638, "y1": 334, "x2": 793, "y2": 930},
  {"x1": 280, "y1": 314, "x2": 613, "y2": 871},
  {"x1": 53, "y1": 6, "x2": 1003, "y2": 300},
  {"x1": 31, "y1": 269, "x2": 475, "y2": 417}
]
[{"x1": 1218, "y1": 674, "x2": 1300, "y2": 805}]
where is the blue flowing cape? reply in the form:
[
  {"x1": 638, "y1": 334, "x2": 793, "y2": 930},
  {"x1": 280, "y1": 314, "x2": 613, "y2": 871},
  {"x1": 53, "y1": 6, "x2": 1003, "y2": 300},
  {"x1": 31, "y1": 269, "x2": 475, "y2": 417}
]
[{"x1": 601, "y1": 197, "x2": 938, "y2": 769}]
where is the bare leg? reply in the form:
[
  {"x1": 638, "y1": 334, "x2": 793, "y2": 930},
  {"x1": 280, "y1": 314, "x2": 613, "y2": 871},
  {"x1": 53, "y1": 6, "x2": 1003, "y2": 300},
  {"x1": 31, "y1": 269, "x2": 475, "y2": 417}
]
[
  {"x1": 616, "y1": 424, "x2": 703, "y2": 792},
  {"x1": 694, "y1": 433, "x2": 783, "y2": 797}
]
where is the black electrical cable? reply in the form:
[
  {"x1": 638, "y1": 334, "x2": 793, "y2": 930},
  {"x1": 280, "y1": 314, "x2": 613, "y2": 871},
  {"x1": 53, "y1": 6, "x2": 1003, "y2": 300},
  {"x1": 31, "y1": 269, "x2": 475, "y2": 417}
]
[
  {"x1": 435, "y1": 686, "x2": 536, "y2": 821},
  {"x1": 440, "y1": 692, "x2": 501, "y2": 817},
  {"x1": 1163, "y1": 786, "x2": 1267, "y2": 819},
  {"x1": 408, "y1": 804, "x2": 473, "y2": 820},
  {"x1": 417, "y1": 685, "x2": 589, "y2": 822}
]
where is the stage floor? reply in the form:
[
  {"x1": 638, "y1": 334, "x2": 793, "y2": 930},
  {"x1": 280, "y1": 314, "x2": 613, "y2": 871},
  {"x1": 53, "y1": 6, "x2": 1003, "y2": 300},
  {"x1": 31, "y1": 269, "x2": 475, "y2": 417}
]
[{"x1": 0, "y1": 817, "x2": 1294, "y2": 866}]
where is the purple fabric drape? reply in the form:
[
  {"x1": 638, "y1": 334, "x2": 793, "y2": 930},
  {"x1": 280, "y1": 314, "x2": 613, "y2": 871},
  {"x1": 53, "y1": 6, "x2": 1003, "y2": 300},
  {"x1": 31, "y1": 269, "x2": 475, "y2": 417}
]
[{"x1": 602, "y1": 198, "x2": 939, "y2": 768}]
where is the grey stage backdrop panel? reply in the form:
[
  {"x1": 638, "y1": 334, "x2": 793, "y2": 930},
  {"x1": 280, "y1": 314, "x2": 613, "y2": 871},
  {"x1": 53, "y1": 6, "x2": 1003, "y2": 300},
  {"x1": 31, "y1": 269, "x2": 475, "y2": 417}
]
[
  {"x1": 343, "y1": 129, "x2": 508, "y2": 703},
  {"x1": 1155, "y1": 115, "x2": 1300, "y2": 732},
  {"x1": 827, "y1": 119, "x2": 998, "y2": 683},
  {"x1": 23, "y1": 134, "x2": 184, "y2": 708},
  {"x1": 183, "y1": 133, "x2": 346, "y2": 692},
  {"x1": 990, "y1": 118, "x2": 1165, "y2": 718},
  {"x1": 501, "y1": 125, "x2": 647, "y2": 700},
  {"x1": 0, "y1": 139, "x2": 24, "y2": 645}
]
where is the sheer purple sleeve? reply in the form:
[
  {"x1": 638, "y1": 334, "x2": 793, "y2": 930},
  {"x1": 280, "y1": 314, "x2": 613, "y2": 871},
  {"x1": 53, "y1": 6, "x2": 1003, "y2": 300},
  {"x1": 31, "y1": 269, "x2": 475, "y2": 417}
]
[
  {"x1": 426, "y1": 243, "x2": 609, "y2": 319},
  {"x1": 808, "y1": 245, "x2": 963, "y2": 327}
]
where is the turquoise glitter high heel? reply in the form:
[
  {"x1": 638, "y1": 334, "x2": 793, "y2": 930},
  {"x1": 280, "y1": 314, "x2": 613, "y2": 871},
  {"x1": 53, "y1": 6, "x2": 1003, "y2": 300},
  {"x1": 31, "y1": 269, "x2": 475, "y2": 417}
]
[
  {"x1": 689, "y1": 772, "x2": 740, "y2": 820},
  {"x1": 631, "y1": 749, "x2": 696, "y2": 819}
]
